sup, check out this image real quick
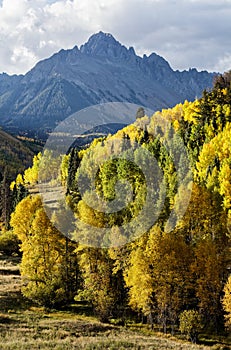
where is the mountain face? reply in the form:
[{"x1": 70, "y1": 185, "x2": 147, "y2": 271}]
[{"x1": 0, "y1": 31, "x2": 215, "y2": 137}]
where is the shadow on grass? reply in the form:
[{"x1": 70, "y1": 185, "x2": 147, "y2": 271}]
[
  {"x1": 0, "y1": 254, "x2": 21, "y2": 265},
  {"x1": 0, "y1": 290, "x2": 32, "y2": 313},
  {"x1": 63, "y1": 302, "x2": 94, "y2": 318},
  {"x1": 0, "y1": 314, "x2": 17, "y2": 324},
  {"x1": 198, "y1": 337, "x2": 231, "y2": 349}
]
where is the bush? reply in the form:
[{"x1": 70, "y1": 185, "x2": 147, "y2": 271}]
[
  {"x1": 22, "y1": 278, "x2": 70, "y2": 308},
  {"x1": 179, "y1": 309, "x2": 204, "y2": 343},
  {"x1": 0, "y1": 230, "x2": 21, "y2": 256}
]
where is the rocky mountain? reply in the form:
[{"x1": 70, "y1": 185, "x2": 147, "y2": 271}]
[{"x1": 0, "y1": 32, "x2": 215, "y2": 137}]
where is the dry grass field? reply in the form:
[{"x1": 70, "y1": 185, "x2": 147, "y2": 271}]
[{"x1": 0, "y1": 254, "x2": 230, "y2": 350}]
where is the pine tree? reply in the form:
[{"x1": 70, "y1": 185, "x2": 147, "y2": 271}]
[{"x1": 0, "y1": 167, "x2": 11, "y2": 228}]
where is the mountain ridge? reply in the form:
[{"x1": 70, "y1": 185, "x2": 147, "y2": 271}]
[{"x1": 0, "y1": 32, "x2": 216, "y2": 137}]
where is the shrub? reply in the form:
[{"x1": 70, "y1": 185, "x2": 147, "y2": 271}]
[
  {"x1": 0, "y1": 230, "x2": 21, "y2": 256},
  {"x1": 179, "y1": 309, "x2": 204, "y2": 343}
]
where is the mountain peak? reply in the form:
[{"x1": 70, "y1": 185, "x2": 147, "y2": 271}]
[
  {"x1": 82, "y1": 31, "x2": 118, "y2": 48},
  {"x1": 96, "y1": 31, "x2": 115, "y2": 39},
  {"x1": 0, "y1": 32, "x2": 214, "y2": 135},
  {"x1": 80, "y1": 31, "x2": 134, "y2": 59}
]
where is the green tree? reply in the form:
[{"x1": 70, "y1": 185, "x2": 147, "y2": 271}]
[{"x1": 0, "y1": 167, "x2": 11, "y2": 228}]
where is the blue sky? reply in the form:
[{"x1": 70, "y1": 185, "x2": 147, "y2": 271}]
[{"x1": 0, "y1": 0, "x2": 231, "y2": 74}]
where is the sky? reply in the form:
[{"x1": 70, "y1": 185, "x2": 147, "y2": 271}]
[{"x1": 0, "y1": 0, "x2": 231, "y2": 75}]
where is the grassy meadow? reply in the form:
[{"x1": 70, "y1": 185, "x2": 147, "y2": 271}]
[{"x1": 0, "y1": 254, "x2": 230, "y2": 350}]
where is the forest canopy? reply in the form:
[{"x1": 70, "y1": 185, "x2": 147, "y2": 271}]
[{"x1": 6, "y1": 71, "x2": 231, "y2": 338}]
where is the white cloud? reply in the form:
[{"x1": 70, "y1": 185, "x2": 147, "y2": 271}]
[
  {"x1": 0, "y1": 0, "x2": 230, "y2": 74},
  {"x1": 214, "y1": 54, "x2": 231, "y2": 73}
]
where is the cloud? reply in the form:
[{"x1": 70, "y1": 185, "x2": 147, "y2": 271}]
[{"x1": 0, "y1": 0, "x2": 230, "y2": 74}]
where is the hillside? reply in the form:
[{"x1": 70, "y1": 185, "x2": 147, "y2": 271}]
[
  {"x1": 0, "y1": 32, "x2": 215, "y2": 137},
  {"x1": 0, "y1": 129, "x2": 34, "y2": 180},
  {"x1": 1, "y1": 70, "x2": 231, "y2": 348}
]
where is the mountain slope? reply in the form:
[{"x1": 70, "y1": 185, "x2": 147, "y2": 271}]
[
  {"x1": 0, "y1": 129, "x2": 34, "y2": 179},
  {"x1": 0, "y1": 32, "x2": 215, "y2": 136}
]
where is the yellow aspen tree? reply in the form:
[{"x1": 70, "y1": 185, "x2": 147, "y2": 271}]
[
  {"x1": 124, "y1": 234, "x2": 153, "y2": 317},
  {"x1": 23, "y1": 152, "x2": 42, "y2": 185},
  {"x1": 223, "y1": 275, "x2": 231, "y2": 330},
  {"x1": 191, "y1": 238, "x2": 226, "y2": 332},
  {"x1": 10, "y1": 195, "x2": 77, "y2": 306},
  {"x1": 78, "y1": 246, "x2": 118, "y2": 322}
]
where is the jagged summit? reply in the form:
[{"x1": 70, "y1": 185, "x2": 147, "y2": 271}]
[{"x1": 80, "y1": 31, "x2": 135, "y2": 59}]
